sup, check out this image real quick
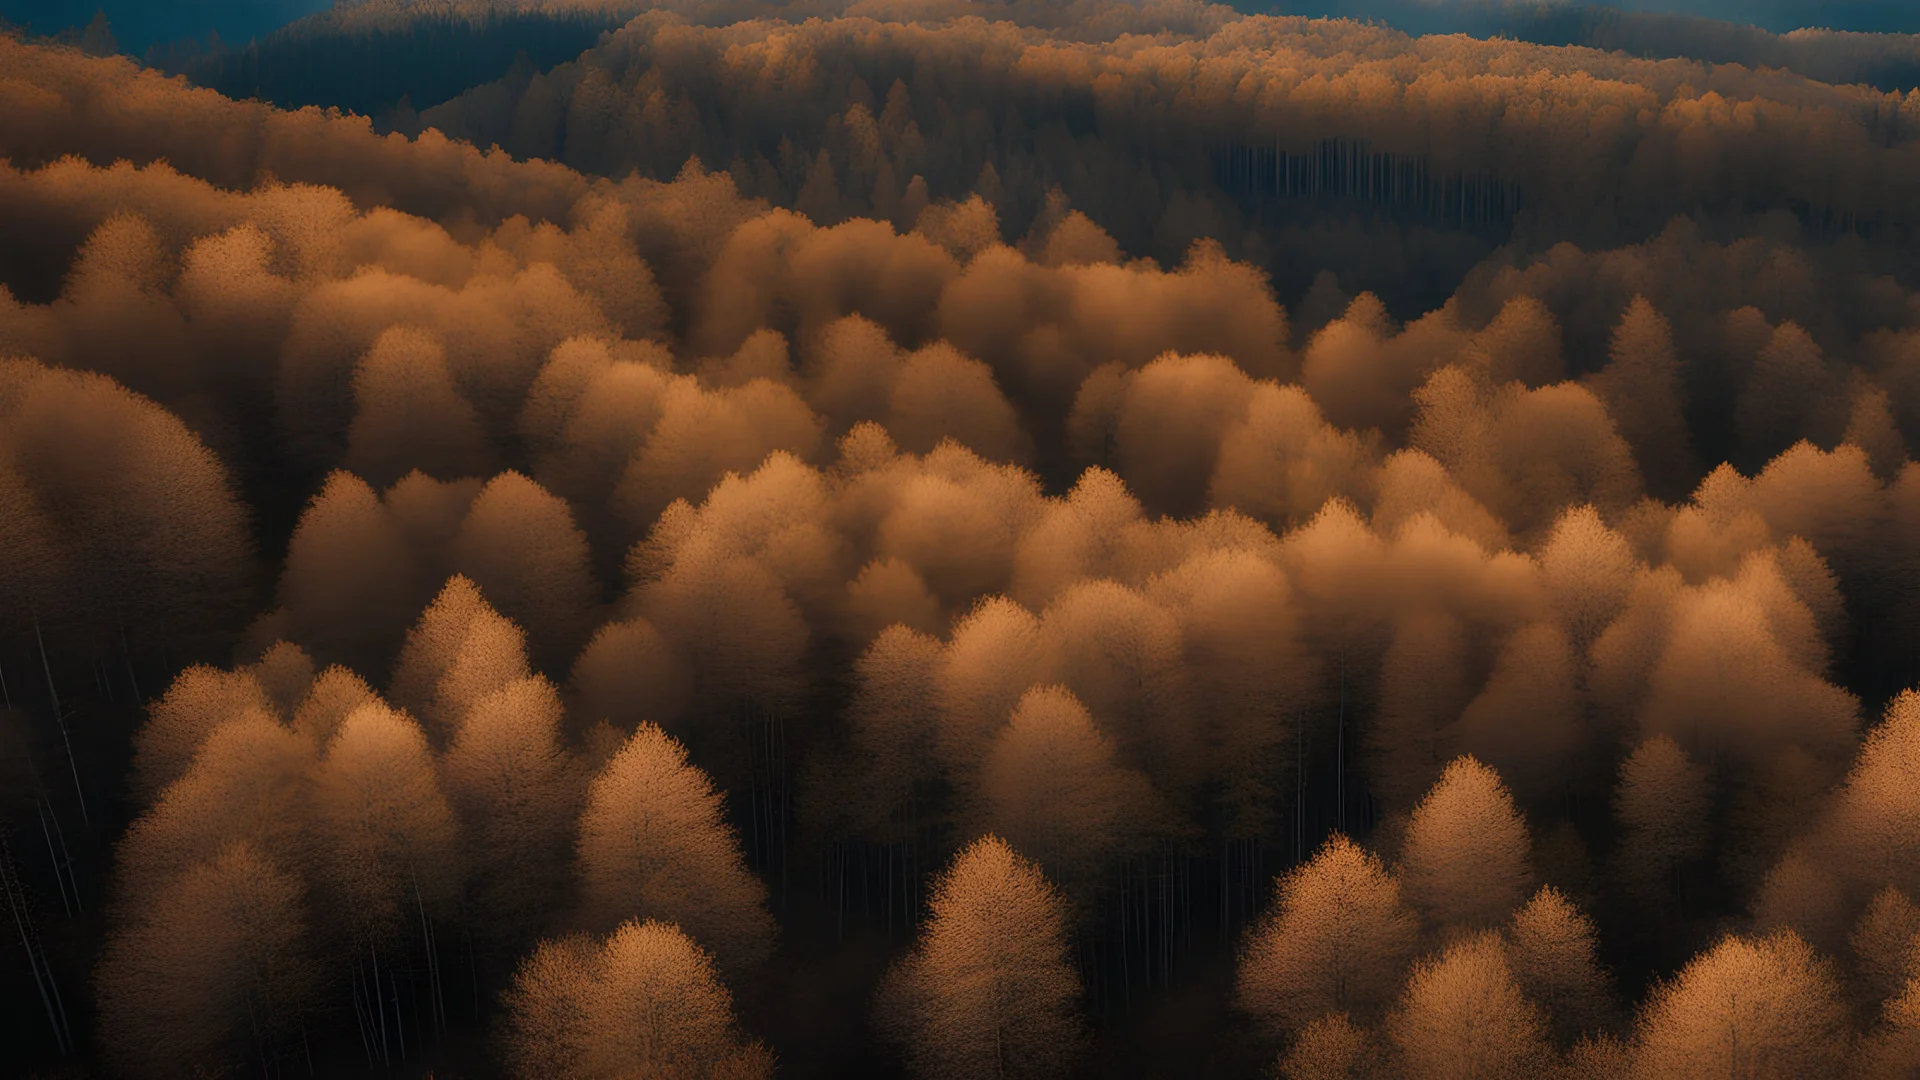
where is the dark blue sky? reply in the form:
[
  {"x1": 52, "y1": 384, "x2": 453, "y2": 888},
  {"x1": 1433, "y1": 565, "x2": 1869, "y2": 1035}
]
[{"x1": 3, "y1": 0, "x2": 1915, "y2": 56}]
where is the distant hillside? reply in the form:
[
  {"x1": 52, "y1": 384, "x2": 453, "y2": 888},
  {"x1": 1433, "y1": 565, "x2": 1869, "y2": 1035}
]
[
  {"x1": 180, "y1": 0, "x2": 652, "y2": 117},
  {"x1": 1267, "y1": 0, "x2": 1920, "y2": 90}
]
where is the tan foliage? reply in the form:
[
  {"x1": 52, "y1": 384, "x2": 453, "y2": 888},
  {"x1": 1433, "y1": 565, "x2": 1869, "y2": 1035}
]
[
  {"x1": 1237, "y1": 834, "x2": 1419, "y2": 1036},
  {"x1": 877, "y1": 836, "x2": 1084, "y2": 1079},
  {"x1": 1399, "y1": 756, "x2": 1533, "y2": 931},
  {"x1": 576, "y1": 723, "x2": 774, "y2": 975}
]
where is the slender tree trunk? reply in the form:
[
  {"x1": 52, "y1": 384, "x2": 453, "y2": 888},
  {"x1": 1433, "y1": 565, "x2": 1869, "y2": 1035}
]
[
  {"x1": 371, "y1": 942, "x2": 391, "y2": 1065},
  {"x1": 35, "y1": 805, "x2": 73, "y2": 917},
  {"x1": 118, "y1": 625, "x2": 143, "y2": 703},
  {"x1": 2, "y1": 836, "x2": 70, "y2": 1055},
  {"x1": 33, "y1": 620, "x2": 85, "y2": 824},
  {"x1": 1335, "y1": 665, "x2": 1346, "y2": 835}
]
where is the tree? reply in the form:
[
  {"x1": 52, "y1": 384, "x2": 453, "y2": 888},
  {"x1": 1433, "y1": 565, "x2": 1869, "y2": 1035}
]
[
  {"x1": 576, "y1": 724, "x2": 773, "y2": 976},
  {"x1": 1471, "y1": 295, "x2": 1564, "y2": 388},
  {"x1": 311, "y1": 702, "x2": 460, "y2": 1000},
  {"x1": 1368, "y1": 610, "x2": 1474, "y2": 811},
  {"x1": 1824, "y1": 688, "x2": 1920, "y2": 899},
  {"x1": 936, "y1": 597, "x2": 1054, "y2": 780},
  {"x1": 1274, "y1": 1013, "x2": 1382, "y2": 1080},
  {"x1": 503, "y1": 921, "x2": 775, "y2": 1080},
  {"x1": 248, "y1": 641, "x2": 316, "y2": 717},
  {"x1": 976, "y1": 685, "x2": 1165, "y2": 905},
  {"x1": 344, "y1": 325, "x2": 493, "y2": 487},
  {"x1": 569, "y1": 616, "x2": 693, "y2": 734},
  {"x1": 116, "y1": 714, "x2": 316, "y2": 908},
  {"x1": 1399, "y1": 756, "x2": 1533, "y2": 932},
  {"x1": 1853, "y1": 887, "x2": 1920, "y2": 1009},
  {"x1": 1614, "y1": 734, "x2": 1711, "y2": 903},
  {"x1": 1588, "y1": 296, "x2": 1693, "y2": 496},
  {"x1": 1736, "y1": 322, "x2": 1835, "y2": 467},
  {"x1": 449, "y1": 470, "x2": 600, "y2": 667},
  {"x1": 1237, "y1": 834, "x2": 1420, "y2": 1037},
  {"x1": 888, "y1": 342, "x2": 1031, "y2": 464},
  {"x1": 130, "y1": 664, "x2": 277, "y2": 805},
  {"x1": 1508, "y1": 886, "x2": 1613, "y2": 1044},
  {"x1": 97, "y1": 842, "x2": 317, "y2": 1080},
  {"x1": 1148, "y1": 547, "x2": 1319, "y2": 841},
  {"x1": 1209, "y1": 382, "x2": 1373, "y2": 531},
  {"x1": 877, "y1": 835, "x2": 1084, "y2": 1080},
  {"x1": 3, "y1": 359, "x2": 254, "y2": 644},
  {"x1": 845, "y1": 624, "x2": 946, "y2": 841},
  {"x1": 1453, "y1": 623, "x2": 1584, "y2": 806},
  {"x1": 1038, "y1": 580, "x2": 1194, "y2": 791},
  {"x1": 1630, "y1": 931, "x2": 1850, "y2": 1079},
  {"x1": 277, "y1": 470, "x2": 427, "y2": 671},
  {"x1": 1538, "y1": 505, "x2": 1637, "y2": 653},
  {"x1": 389, "y1": 575, "x2": 530, "y2": 741},
  {"x1": 805, "y1": 313, "x2": 901, "y2": 431},
  {"x1": 1112, "y1": 352, "x2": 1254, "y2": 517},
  {"x1": 442, "y1": 676, "x2": 582, "y2": 945},
  {"x1": 1385, "y1": 932, "x2": 1552, "y2": 1080},
  {"x1": 290, "y1": 665, "x2": 380, "y2": 748}
]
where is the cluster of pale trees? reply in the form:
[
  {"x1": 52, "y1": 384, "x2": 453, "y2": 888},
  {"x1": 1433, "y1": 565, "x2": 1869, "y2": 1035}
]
[{"x1": 7, "y1": 8, "x2": 1920, "y2": 1077}]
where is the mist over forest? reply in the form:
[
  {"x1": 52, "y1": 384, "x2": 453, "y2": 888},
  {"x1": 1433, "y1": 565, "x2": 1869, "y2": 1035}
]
[{"x1": 7, "y1": 0, "x2": 1920, "y2": 1077}]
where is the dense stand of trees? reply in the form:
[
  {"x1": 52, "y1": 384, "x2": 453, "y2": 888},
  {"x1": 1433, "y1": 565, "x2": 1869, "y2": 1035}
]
[
  {"x1": 177, "y1": 1, "x2": 650, "y2": 119},
  {"x1": 6, "y1": 1, "x2": 1920, "y2": 1076}
]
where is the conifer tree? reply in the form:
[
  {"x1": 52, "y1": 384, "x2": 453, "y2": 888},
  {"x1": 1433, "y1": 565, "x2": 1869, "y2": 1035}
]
[
  {"x1": 1385, "y1": 932, "x2": 1552, "y2": 1080},
  {"x1": 877, "y1": 835, "x2": 1084, "y2": 1080},
  {"x1": 442, "y1": 676, "x2": 581, "y2": 945},
  {"x1": 1237, "y1": 834, "x2": 1420, "y2": 1036},
  {"x1": 1399, "y1": 756, "x2": 1533, "y2": 932},
  {"x1": 1630, "y1": 931, "x2": 1850, "y2": 1079},
  {"x1": 976, "y1": 685, "x2": 1164, "y2": 905},
  {"x1": 575, "y1": 723, "x2": 773, "y2": 976},
  {"x1": 1588, "y1": 296, "x2": 1692, "y2": 496},
  {"x1": 98, "y1": 842, "x2": 318, "y2": 1080},
  {"x1": 503, "y1": 921, "x2": 775, "y2": 1080},
  {"x1": 1507, "y1": 886, "x2": 1613, "y2": 1044}
]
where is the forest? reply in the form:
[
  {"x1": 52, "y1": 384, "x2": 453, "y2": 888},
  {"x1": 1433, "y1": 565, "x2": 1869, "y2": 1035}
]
[{"x1": 6, "y1": 0, "x2": 1920, "y2": 1076}]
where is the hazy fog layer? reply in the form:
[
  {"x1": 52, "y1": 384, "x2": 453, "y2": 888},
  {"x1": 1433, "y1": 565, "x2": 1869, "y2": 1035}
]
[{"x1": 4, "y1": 1, "x2": 1920, "y2": 1077}]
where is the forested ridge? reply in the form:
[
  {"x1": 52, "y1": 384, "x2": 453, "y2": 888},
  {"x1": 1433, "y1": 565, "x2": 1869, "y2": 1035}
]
[{"x1": 7, "y1": 1, "x2": 1920, "y2": 1076}]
